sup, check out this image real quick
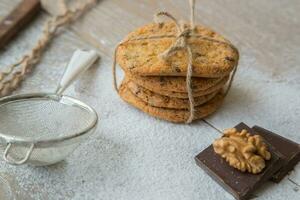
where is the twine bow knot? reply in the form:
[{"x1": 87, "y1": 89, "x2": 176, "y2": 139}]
[{"x1": 153, "y1": 8, "x2": 196, "y2": 123}]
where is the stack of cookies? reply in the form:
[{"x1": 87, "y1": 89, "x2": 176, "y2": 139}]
[{"x1": 115, "y1": 22, "x2": 239, "y2": 123}]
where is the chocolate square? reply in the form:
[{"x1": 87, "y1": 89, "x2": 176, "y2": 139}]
[
  {"x1": 195, "y1": 123, "x2": 284, "y2": 200},
  {"x1": 252, "y1": 125, "x2": 300, "y2": 182}
]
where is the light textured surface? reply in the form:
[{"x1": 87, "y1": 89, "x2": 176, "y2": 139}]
[{"x1": 0, "y1": 0, "x2": 299, "y2": 200}]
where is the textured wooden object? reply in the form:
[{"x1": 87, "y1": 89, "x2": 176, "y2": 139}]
[{"x1": 0, "y1": 0, "x2": 40, "y2": 49}]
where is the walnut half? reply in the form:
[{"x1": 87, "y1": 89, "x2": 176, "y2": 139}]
[{"x1": 213, "y1": 128, "x2": 271, "y2": 174}]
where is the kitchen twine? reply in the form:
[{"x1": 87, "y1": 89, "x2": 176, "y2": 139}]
[
  {"x1": 0, "y1": 0, "x2": 96, "y2": 97},
  {"x1": 113, "y1": 0, "x2": 239, "y2": 123}
]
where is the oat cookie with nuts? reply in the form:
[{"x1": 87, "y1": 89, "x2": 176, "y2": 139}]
[
  {"x1": 213, "y1": 128, "x2": 271, "y2": 174},
  {"x1": 137, "y1": 75, "x2": 229, "y2": 99},
  {"x1": 126, "y1": 73, "x2": 225, "y2": 93},
  {"x1": 116, "y1": 22, "x2": 239, "y2": 77},
  {"x1": 127, "y1": 79, "x2": 218, "y2": 109}
]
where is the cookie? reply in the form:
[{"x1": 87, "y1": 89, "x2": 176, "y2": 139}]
[
  {"x1": 119, "y1": 80, "x2": 225, "y2": 123},
  {"x1": 127, "y1": 73, "x2": 224, "y2": 93},
  {"x1": 133, "y1": 75, "x2": 229, "y2": 99},
  {"x1": 116, "y1": 22, "x2": 239, "y2": 77},
  {"x1": 127, "y1": 79, "x2": 218, "y2": 109}
]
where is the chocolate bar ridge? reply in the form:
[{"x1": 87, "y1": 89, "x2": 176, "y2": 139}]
[{"x1": 253, "y1": 125, "x2": 300, "y2": 182}]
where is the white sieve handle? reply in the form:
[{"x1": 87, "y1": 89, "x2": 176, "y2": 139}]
[
  {"x1": 3, "y1": 143, "x2": 34, "y2": 165},
  {"x1": 56, "y1": 49, "x2": 99, "y2": 95}
]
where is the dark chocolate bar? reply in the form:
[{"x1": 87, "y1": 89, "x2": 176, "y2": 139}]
[
  {"x1": 253, "y1": 125, "x2": 300, "y2": 182},
  {"x1": 195, "y1": 123, "x2": 284, "y2": 200}
]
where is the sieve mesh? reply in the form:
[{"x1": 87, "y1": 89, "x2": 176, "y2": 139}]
[{"x1": 0, "y1": 97, "x2": 95, "y2": 140}]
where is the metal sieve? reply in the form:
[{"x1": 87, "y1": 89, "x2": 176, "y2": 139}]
[{"x1": 0, "y1": 49, "x2": 99, "y2": 166}]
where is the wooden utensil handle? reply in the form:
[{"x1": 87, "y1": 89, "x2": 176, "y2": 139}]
[{"x1": 0, "y1": 0, "x2": 41, "y2": 49}]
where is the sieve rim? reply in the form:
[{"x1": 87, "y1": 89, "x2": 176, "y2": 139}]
[{"x1": 0, "y1": 93, "x2": 98, "y2": 147}]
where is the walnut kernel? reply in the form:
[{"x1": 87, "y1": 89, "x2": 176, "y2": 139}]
[{"x1": 213, "y1": 128, "x2": 271, "y2": 174}]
